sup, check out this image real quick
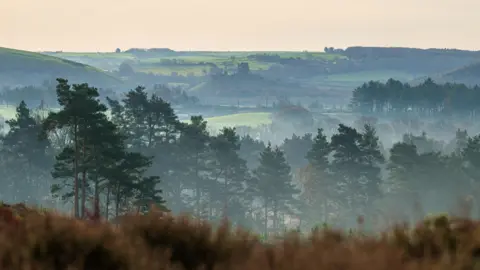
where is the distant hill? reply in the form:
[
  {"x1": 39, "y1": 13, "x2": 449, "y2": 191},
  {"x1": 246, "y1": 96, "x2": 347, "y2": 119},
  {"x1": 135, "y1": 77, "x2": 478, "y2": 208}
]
[
  {"x1": 335, "y1": 46, "x2": 480, "y2": 75},
  {"x1": 0, "y1": 47, "x2": 121, "y2": 87},
  {"x1": 441, "y1": 62, "x2": 480, "y2": 85},
  {"x1": 188, "y1": 72, "x2": 317, "y2": 97},
  {"x1": 408, "y1": 62, "x2": 480, "y2": 86}
]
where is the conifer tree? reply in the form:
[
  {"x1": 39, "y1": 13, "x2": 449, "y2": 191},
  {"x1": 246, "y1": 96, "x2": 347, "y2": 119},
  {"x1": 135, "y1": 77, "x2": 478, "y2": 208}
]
[
  {"x1": 255, "y1": 143, "x2": 300, "y2": 235},
  {"x1": 301, "y1": 128, "x2": 335, "y2": 225},
  {"x1": 2, "y1": 101, "x2": 52, "y2": 202},
  {"x1": 209, "y1": 127, "x2": 251, "y2": 224}
]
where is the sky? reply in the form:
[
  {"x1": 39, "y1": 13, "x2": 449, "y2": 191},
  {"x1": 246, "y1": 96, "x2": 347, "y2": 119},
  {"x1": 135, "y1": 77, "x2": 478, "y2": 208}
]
[{"x1": 1, "y1": 0, "x2": 480, "y2": 52}]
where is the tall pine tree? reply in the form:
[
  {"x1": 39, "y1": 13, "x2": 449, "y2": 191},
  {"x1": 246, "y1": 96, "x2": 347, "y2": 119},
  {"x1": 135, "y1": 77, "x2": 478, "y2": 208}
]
[{"x1": 255, "y1": 143, "x2": 300, "y2": 235}]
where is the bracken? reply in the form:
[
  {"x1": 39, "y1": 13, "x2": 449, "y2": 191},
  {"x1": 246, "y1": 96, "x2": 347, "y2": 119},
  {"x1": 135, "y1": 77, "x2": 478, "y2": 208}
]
[{"x1": 0, "y1": 204, "x2": 479, "y2": 270}]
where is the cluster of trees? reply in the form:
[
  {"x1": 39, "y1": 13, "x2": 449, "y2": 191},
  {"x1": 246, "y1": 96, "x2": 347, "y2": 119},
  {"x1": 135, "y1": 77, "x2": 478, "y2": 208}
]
[
  {"x1": 0, "y1": 82, "x2": 199, "y2": 109},
  {"x1": 350, "y1": 78, "x2": 480, "y2": 116},
  {"x1": 0, "y1": 82, "x2": 117, "y2": 108},
  {"x1": 151, "y1": 84, "x2": 199, "y2": 105},
  {"x1": 0, "y1": 79, "x2": 165, "y2": 219},
  {"x1": 6, "y1": 78, "x2": 480, "y2": 235}
]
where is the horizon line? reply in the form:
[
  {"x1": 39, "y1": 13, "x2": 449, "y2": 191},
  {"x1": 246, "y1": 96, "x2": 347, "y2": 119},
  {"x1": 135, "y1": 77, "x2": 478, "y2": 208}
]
[{"x1": 2, "y1": 45, "x2": 480, "y2": 54}]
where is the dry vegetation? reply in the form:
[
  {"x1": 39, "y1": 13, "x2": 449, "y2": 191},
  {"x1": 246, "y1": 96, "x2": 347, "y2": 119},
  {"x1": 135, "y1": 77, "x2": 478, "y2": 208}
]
[{"x1": 1, "y1": 202, "x2": 480, "y2": 270}]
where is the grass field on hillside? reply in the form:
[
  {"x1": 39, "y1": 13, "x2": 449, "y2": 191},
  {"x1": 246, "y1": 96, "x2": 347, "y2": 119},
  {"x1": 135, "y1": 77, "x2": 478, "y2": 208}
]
[
  {"x1": 135, "y1": 52, "x2": 338, "y2": 75},
  {"x1": 46, "y1": 51, "x2": 345, "y2": 76},
  {"x1": 0, "y1": 48, "x2": 109, "y2": 74},
  {"x1": 0, "y1": 47, "x2": 121, "y2": 85},
  {"x1": 306, "y1": 70, "x2": 417, "y2": 90}
]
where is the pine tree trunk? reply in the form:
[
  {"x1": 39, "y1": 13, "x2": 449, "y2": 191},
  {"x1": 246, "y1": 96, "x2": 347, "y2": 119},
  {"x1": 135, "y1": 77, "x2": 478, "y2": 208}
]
[
  {"x1": 195, "y1": 152, "x2": 200, "y2": 217},
  {"x1": 273, "y1": 200, "x2": 278, "y2": 232},
  {"x1": 81, "y1": 142, "x2": 87, "y2": 219},
  {"x1": 73, "y1": 121, "x2": 79, "y2": 218},
  {"x1": 105, "y1": 186, "x2": 110, "y2": 220},
  {"x1": 323, "y1": 198, "x2": 328, "y2": 224},
  {"x1": 115, "y1": 184, "x2": 120, "y2": 218},
  {"x1": 264, "y1": 199, "x2": 268, "y2": 237},
  {"x1": 94, "y1": 173, "x2": 99, "y2": 217}
]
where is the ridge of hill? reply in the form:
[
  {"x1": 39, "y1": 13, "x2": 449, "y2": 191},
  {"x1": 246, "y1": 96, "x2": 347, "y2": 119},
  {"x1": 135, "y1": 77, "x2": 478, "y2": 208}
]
[
  {"x1": 408, "y1": 62, "x2": 480, "y2": 86},
  {"x1": 0, "y1": 47, "x2": 121, "y2": 87},
  {"x1": 441, "y1": 62, "x2": 480, "y2": 85}
]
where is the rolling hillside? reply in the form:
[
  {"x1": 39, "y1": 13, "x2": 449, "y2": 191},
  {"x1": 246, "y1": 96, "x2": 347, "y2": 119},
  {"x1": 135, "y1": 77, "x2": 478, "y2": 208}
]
[
  {"x1": 441, "y1": 63, "x2": 480, "y2": 85},
  {"x1": 45, "y1": 50, "x2": 345, "y2": 75},
  {"x1": 408, "y1": 62, "x2": 480, "y2": 86},
  {"x1": 0, "y1": 47, "x2": 121, "y2": 87}
]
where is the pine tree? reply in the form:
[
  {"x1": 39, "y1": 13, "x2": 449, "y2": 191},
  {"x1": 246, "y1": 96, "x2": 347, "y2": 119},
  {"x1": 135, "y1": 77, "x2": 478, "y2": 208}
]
[
  {"x1": 107, "y1": 86, "x2": 181, "y2": 211},
  {"x1": 50, "y1": 146, "x2": 76, "y2": 203},
  {"x1": 387, "y1": 142, "x2": 419, "y2": 193},
  {"x1": 255, "y1": 143, "x2": 300, "y2": 235},
  {"x1": 177, "y1": 116, "x2": 211, "y2": 215},
  {"x1": 42, "y1": 79, "x2": 108, "y2": 217},
  {"x1": 301, "y1": 128, "x2": 335, "y2": 225},
  {"x1": 281, "y1": 133, "x2": 313, "y2": 171},
  {"x1": 209, "y1": 127, "x2": 251, "y2": 224},
  {"x1": 455, "y1": 129, "x2": 469, "y2": 155},
  {"x1": 2, "y1": 101, "x2": 52, "y2": 202},
  {"x1": 358, "y1": 124, "x2": 385, "y2": 207},
  {"x1": 44, "y1": 79, "x2": 166, "y2": 219},
  {"x1": 238, "y1": 135, "x2": 265, "y2": 170},
  {"x1": 330, "y1": 124, "x2": 365, "y2": 217},
  {"x1": 462, "y1": 135, "x2": 480, "y2": 191}
]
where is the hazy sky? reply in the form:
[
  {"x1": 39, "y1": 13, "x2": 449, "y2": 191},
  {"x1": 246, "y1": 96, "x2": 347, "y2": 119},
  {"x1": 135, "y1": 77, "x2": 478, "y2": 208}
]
[{"x1": 2, "y1": 0, "x2": 480, "y2": 52}]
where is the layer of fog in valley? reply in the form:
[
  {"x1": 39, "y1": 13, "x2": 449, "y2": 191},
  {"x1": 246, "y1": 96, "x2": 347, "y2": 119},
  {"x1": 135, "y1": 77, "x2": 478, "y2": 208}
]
[{"x1": 1, "y1": 47, "x2": 480, "y2": 236}]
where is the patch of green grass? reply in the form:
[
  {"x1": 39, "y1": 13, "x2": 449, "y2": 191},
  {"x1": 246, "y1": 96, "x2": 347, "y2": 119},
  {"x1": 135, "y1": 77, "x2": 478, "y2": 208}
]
[
  {"x1": 182, "y1": 112, "x2": 272, "y2": 130},
  {"x1": 41, "y1": 50, "x2": 345, "y2": 76},
  {"x1": 206, "y1": 112, "x2": 272, "y2": 129},
  {"x1": 136, "y1": 54, "x2": 274, "y2": 75},
  {"x1": 0, "y1": 106, "x2": 18, "y2": 120},
  {"x1": 190, "y1": 51, "x2": 345, "y2": 61},
  {"x1": 0, "y1": 105, "x2": 58, "y2": 121}
]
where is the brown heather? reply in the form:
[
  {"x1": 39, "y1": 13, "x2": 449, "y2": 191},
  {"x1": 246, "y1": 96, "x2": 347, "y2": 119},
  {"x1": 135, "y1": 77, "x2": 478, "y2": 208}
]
[{"x1": 1, "y1": 204, "x2": 480, "y2": 270}]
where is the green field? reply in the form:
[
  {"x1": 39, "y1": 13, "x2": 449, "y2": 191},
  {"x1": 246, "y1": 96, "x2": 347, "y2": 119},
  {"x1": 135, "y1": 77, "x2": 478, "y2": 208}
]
[
  {"x1": 0, "y1": 105, "x2": 19, "y2": 120},
  {"x1": 134, "y1": 52, "x2": 344, "y2": 76},
  {"x1": 182, "y1": 112, "x2": 272, "y2": 130},
  {"x1": 46, "y1": 51, "x2": 345, "y2": 76},
  {"x1": 305, "y1": 70, "x2": 418, "y2": 90},
  {"x1": 0, "y1": 106, "x2": 271, "y2": 132},
  {"x1": 0, "y1": 105, "x2": 56, "y2": 122}
]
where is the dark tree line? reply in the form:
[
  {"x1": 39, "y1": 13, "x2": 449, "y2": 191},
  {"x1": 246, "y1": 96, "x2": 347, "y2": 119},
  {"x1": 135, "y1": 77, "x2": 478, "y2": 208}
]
[
  {"x1": 350, "y1": 78, "x2": 480, "y2": 117},
  {"x1": 0, "y1": 82, "x2": 198, "y2": 109}
]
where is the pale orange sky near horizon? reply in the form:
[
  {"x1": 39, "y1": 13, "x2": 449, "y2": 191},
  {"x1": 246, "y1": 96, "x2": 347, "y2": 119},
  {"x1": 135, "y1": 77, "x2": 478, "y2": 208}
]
[{"x1": 1, "y1": 0, "x2": 480, "y2": 52}]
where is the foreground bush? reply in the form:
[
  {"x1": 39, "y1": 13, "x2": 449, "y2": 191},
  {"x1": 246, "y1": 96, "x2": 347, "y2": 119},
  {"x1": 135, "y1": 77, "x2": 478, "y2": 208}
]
[{"x1": 0, "y1": 205, "x2": 480, "y2": 270}]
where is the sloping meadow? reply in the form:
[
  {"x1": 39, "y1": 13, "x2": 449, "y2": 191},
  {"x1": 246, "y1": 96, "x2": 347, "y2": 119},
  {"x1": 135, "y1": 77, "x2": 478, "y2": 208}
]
[{"x1": 0, "y1": 205, "x2": 479, "y2": 270}]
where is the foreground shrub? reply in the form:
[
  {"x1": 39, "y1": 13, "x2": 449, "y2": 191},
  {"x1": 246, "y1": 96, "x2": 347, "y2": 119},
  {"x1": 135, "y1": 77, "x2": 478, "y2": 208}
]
[
  {"x1": 121, "y1": 213, "x2": 261, "y2": 270},
  {"x1": 0, "y1": 212, "x2": 164, "y2": 270},
  {"x1": 1, "y1": 206, "x2": 480, "y2": 270}
]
